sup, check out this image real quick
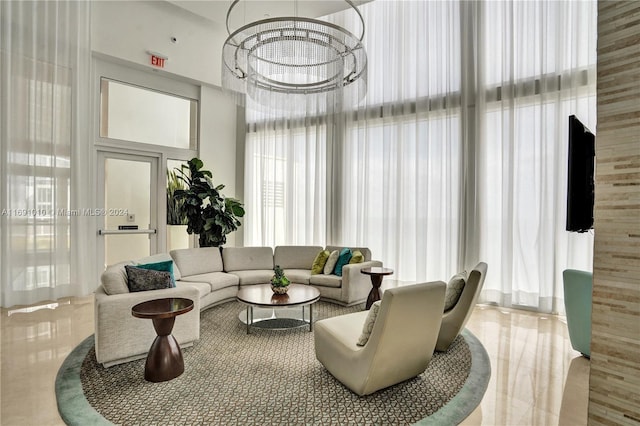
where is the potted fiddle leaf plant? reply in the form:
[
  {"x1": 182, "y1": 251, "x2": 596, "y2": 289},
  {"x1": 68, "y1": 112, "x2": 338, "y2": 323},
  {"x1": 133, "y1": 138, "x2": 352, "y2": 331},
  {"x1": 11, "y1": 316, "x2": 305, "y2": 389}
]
[
  {"x1": 173, "y1": 157, "x2": 245, "y2": 248},
  {"x1": 270, "y1": 265, "x2": 290, "y2": 294}
]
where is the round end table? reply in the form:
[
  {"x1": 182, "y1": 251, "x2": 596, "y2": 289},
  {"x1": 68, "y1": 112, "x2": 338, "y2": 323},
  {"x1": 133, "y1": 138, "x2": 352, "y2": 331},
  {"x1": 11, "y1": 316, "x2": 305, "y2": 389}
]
[
  {"x1": 131, "y1": 297, "x2": 194, "y2": 382},
  {"x1": 360, "y1": 267, "x2": 394, "y2": 309}
]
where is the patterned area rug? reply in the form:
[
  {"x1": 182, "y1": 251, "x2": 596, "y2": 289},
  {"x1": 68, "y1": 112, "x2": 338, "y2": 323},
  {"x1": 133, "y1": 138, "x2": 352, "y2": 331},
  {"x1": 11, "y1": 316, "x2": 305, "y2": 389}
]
[{"x1": 57, "y1": 301, "x2": 490, "y2": 425}]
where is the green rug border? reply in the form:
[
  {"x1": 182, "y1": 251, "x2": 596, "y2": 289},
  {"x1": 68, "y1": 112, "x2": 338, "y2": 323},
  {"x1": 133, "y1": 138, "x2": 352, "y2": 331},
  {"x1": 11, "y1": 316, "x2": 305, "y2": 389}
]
[
  {"x1": 56, "y1": 329, "x2": 490, "y2": 426},
  {"x1": 55, "y1": 335, "x2": 113, "y2": 426},
  {"x1": 417, "y1": 329, "x2": 491, "y2": 425}
]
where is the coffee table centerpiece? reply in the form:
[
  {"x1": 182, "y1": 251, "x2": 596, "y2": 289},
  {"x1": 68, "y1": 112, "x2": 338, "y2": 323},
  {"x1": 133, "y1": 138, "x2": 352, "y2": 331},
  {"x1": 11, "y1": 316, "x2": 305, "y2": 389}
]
[{"x1": 270, "y1": 265, "x2": 290, "y2": 294}]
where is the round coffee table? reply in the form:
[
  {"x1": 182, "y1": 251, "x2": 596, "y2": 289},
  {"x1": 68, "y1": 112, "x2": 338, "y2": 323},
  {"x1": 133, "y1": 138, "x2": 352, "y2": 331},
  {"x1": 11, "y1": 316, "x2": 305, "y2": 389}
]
[
  {"x1": 236, "y1": 284, "x2": 320, "y2": 334},
  {"x1": 361, "y1": 267, "x2": 394, "y2": 309},
  {"x1": 131, "y1": 297, "x2": 194, "y2": 382}
]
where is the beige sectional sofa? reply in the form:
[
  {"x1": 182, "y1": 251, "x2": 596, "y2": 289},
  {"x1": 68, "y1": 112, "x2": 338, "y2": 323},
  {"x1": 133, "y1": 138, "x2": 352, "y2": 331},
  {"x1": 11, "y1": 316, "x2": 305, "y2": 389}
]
[{"x1": 94, "y1": 245, "x2": 382, "y2": 367}]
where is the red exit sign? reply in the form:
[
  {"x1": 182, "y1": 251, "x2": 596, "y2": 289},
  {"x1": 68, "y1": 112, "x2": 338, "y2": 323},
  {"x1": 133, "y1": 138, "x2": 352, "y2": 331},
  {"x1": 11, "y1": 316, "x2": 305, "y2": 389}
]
[{"x1": 150, "y1": 55, "x2": 165, "y2": 68}]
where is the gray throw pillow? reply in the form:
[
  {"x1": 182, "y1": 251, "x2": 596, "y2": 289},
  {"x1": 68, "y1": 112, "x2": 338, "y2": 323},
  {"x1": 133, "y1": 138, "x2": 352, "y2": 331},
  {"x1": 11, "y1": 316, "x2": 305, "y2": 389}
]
[
  {"x1": 125, "y1": 265, "x2": 173, "y2": 293},
  {"x1": 101, "y1": 261, "x2": 133, "y2": 295},
  {"x1": 444, "y1": 271, "x2": 467, "y2": 312},
  {"x1": 357, "y1": 301, "x2": 381, "y2": 346},
  {"x1": 323, "y1": 250, "x2": 339, "y2": 275}
]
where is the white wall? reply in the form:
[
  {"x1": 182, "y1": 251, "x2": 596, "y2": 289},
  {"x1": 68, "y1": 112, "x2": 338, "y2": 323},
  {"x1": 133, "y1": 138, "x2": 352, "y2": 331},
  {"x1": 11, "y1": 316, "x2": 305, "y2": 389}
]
[
  {"x1": 199, "y1": 86, "x2": 239, "y2": 246},
  {"x1": 91, "y1": 1, "x2": 227, "y2": 87},
  {"x1": 91, "y1": 1, "x2": 243, "y2": 246}
]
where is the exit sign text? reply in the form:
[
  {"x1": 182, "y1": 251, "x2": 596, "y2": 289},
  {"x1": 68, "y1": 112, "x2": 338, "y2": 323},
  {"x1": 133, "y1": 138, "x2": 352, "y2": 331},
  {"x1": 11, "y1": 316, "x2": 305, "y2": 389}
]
[{"x1": 151, "y1": 55, "x2": 165, "y2": 68}]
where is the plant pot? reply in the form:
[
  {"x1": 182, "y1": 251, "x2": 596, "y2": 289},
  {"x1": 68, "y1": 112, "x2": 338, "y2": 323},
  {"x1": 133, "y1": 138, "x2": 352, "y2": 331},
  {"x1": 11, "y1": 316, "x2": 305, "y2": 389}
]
[
  {"x1": 271, "y1": 285, "x2": 289, "y2": 295},
  {"x1": 270, "y1": 293, "x2": 290, "y2": 304}
]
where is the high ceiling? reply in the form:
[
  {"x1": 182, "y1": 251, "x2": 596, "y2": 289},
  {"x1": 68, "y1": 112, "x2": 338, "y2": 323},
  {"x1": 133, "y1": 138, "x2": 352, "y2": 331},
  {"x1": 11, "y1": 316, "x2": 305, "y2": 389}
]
[{"x1": 168, "y1": 0, "x2": 370, "y2": 31}]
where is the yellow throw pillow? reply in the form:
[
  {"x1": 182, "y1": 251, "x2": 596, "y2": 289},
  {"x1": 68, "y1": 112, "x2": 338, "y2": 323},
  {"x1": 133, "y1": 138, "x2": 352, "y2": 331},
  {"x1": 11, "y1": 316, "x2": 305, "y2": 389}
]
[
  {"x1": 311, "y1": 250, "x2": 330, "y2": 275},
  {"x1": 349, "y1": 250, "x2": 364, "y2": 264}
]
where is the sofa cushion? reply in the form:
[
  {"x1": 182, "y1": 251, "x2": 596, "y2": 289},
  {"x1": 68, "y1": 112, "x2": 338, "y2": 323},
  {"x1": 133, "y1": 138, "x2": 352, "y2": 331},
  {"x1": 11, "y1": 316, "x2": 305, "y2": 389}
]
[
  {"x1": 170, "y1": 247, "x2": 223, "y2": 276},
  {"x1": 175, "y1": 280, "x2": 212, "y2": 298},
  {"x1": 326, "y1": 246, "x2": 371, "y2": 262},
  {"x1": 333, "y1": 248, "x2": 353, "y2": 277},
  {"x1": 324, "y1": 250, "x2": 339, "y2": 275},
  {"x1": 311, "y1": 250, "x2": 330, "y2": 275},
  {"x1": 223, "y1": 247, "x2": 274, "y2": 272},
  {"x1": 349, "y1": 250, "x2": 364, "y2": 264},
  {"x1": 444, "y1": 271, "x2": 467, "y2": 312},
  {"x1": 283, "y1": 269, "x2": 312, "y2": 285},
  {"x1": 230, "y1": 270, "x2": 274, "y2": 285},
  {"x1": 100, "y1": 261, "x2": 133, "y2": 295},
  {"x1": 180, "y1": 272, "x2": 240, "y2": 292},
  {"x1": 310, "y1": 274, "x2": 342, "y2": 289},
  {"x1": 136, "y1": 260, "x2": 176, "y2": 286},
  {"x1": 124, "y1": 266, "x2": 173, "y2": 292},
  {"x1": 274, "y1": 246, "x2": 323, "y2": 270},
  {"x1": 357, "y1": 300, "x2": 381, "y2": 346},
  {"x1": 135, "y1": 253, "x2": 182, "y2": 280}
]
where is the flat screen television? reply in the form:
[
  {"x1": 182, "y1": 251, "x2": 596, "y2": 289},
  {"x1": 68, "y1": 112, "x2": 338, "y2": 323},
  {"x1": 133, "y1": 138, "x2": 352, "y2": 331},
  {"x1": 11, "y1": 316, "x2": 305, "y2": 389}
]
[{"x1": 566, "y1": 115, "x2": 595, "y2": 233}]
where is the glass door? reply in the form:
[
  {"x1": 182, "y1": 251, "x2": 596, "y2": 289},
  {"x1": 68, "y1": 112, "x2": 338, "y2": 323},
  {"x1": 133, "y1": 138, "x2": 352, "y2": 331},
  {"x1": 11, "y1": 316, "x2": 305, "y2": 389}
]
[{"x1": 97, "y1": 151, "x2": 160, "y2": 267}]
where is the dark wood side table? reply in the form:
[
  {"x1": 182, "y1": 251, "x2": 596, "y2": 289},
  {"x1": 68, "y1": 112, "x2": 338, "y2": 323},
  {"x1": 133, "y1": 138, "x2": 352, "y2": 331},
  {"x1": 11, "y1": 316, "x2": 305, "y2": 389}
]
[
  {"x1": 131, "y1": 297, "x2": 194, "y2": 382},
  {"x1": 360, "y1": 267, "x2": 394, "y2": 309}
]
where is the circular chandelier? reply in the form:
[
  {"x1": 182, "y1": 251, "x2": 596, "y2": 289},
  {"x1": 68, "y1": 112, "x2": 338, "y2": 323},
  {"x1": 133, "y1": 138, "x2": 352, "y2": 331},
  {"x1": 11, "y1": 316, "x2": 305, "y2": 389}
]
[{"x1": 221, "y1": 0, "x2": 367, "y2": 109}]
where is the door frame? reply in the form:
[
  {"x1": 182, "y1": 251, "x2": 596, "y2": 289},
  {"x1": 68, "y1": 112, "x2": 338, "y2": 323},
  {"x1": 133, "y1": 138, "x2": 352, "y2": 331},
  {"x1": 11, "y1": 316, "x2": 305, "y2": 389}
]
[
  {"x1": 91, "y1": 57, "x2": 200, "y2": 272},
  {"x1": 96, "y1": 149, "x2": 164, "y2": 269}
]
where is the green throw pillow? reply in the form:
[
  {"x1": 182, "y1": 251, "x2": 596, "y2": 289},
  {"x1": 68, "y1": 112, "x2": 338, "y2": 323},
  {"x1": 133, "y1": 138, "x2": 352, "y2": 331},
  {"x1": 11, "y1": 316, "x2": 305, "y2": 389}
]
[
  {"x1": 349, "y1": 250, "x2": 364, "y2": 264},
  {"x1": 333, "y1": 248, "x2": 353, "y2": 277},
  {"x1": 311, "y1": 250, "x2": 330, "y2": 275},
  {"x1": 136, "y1": 260, "x2": 176, "y2": 287}
]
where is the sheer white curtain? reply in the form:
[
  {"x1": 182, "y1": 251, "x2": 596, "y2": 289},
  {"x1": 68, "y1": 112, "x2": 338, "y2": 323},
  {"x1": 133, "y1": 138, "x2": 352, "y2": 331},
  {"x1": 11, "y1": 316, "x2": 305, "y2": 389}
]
[
  {"x1": 244, "y1": 106, "x2": 328, "y2": 247},
  {"x1": 243, "y1": 0, "x2": 597, "y2": 312},
  {"x1": 474, "y1": 0, "x2": 597, "y2": 312},
  {"x1": 245, "y1": 0, "x2": 463, "y2": 280},
  {"x1": 328, "y1": 0, "x2": 464, "y2": 282},
  {"x1": 0, "y1": 1, "x2": 93, "y2": 308}
]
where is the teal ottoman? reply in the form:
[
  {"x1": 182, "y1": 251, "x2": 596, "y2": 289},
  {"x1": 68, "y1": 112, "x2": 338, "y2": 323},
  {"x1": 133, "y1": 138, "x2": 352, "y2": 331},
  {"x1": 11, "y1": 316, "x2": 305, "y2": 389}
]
[{"x1": 562, "y1": 269, "x2": 592, "y2": 358}]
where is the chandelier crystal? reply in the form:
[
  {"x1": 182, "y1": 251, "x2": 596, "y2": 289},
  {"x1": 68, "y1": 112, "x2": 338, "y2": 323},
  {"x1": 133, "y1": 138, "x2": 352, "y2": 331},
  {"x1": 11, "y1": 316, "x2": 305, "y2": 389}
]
[{"x1": 221, "y1": 0, "x2": 367, "y2": 110}]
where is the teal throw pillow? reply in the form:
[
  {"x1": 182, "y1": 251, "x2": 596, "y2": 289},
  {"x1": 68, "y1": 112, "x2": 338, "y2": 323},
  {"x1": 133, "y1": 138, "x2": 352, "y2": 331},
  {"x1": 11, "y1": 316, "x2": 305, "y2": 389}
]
[
  {"x1": 333, "y1": 248, "x2": 353, "y2": 277},
  {"x1": 136, "y1": 260, "x2": 176, "y2": 287}
]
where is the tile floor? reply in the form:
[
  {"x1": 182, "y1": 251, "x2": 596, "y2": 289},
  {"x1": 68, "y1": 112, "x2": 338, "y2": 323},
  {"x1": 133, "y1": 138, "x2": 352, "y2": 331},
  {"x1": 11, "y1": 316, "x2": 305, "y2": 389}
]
[{"x1": 0, "y1": 295, "x2": 589, "y2": 425}]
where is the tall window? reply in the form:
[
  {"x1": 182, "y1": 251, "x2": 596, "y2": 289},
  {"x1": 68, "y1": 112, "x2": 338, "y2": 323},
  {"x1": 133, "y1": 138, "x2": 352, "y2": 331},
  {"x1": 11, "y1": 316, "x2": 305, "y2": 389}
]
[
  {"x1": 244, "y1": 0, "x2": 597, "y2": 312},
  {"x1": 476, "y1": 0, "x2": 596, "y2": 311},
  {"x1": 244, "y1": 119, "x2": 327, "y2": 246},
  {"x1": 1, "y1": 0, "x2": 92, "y2": 308},
  {"x1": 332, "y1": 0, "x2": 463, "y2": 282}
]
